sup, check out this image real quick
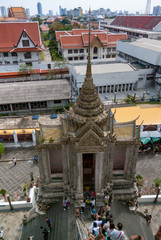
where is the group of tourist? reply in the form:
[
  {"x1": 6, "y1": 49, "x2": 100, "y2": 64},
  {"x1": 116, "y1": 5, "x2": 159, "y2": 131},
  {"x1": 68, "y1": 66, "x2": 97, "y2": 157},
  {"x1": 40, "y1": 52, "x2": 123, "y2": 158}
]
[
  {"x1": 139, "y1": 142, "x2": 161, "y2": 154},
  {"x1": 86, "y1": 193, "x2": 144, "y2": 240}
]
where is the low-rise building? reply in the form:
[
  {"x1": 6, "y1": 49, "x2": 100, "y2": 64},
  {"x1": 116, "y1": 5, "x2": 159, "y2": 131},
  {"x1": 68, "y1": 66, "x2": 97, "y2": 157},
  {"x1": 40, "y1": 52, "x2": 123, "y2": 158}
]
[
  {"x1": 0, "y1": 79, "x2": 71, "y2": 114},
  {"x1": 100, "y1": 16, "x2": 161, "y2": 40},
  {"x1": 116, "y1": 38, "x2": 161, "y2": 94},
  {"x1": 0, "y1": 22, "x2": 43, "y2": 68},
  {"x1": 56, "y1": 29, "x2": 127, "y2": 61},
  {"x1": 69, "y1": 61, "x2": 155, "y2": 99}
]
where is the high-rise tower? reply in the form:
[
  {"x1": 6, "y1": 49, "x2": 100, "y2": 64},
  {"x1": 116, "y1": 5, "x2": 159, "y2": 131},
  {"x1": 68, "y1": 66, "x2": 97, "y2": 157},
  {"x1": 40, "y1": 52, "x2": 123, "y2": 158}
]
[
  {"x1": 145, "y1": 0, "x2": 151, "y2": 15},
  {"x1": 37, "y1": 2, "x2": 43, "y2": 16}
]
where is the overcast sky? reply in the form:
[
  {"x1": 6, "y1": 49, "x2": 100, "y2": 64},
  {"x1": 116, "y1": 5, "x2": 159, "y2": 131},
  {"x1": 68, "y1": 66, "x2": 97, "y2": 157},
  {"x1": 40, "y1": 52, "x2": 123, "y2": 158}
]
[{"x1": 1, "y1": 0, "x2": 161, "y2": 15}]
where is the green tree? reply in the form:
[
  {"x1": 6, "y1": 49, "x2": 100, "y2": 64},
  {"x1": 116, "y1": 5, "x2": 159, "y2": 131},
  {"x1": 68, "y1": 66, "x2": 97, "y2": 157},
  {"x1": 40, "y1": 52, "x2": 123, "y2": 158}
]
[
  {"x1": 18, "y1": 64, "x2": 32, "y2": 80},
  {"x1": 153, "y1": 178, "x2": 161, "y2": 203},
  {"x1": 32, "y1": 17, "x2": 43, "y2": 25},
  {"x1": 61, "y1": 17, "x2": 71, "y2": 25},
  {"x1": 54, "y1": 58, "x2": 69, "y2": 78}
]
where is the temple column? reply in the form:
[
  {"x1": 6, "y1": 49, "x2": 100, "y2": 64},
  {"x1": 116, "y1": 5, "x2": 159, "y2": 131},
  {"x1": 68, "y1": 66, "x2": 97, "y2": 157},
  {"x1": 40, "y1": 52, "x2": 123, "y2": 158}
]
[
  {"x1": 124, "y1": 145, "x2": 134, "y2": 180},
  {"x1": 38, "y1": 149, "x2": 45, "y2": 184},
  {"x1": 62, "y1": 144, "x2": 69, "y2": 194},
  {"x1": 108, "y1": 142, "x2": 115, "y2": 181},
  {"x1": 13, "y1": 131, "x2": 18, "y2": 145},
  {"x1": 95, "y1": 152, "x2": 104, "y2": 193},
  {"x1": 76, "y1": 152, "x2": 83, "y2": 200},
  {"x1": 131, "y1": 144, "x2": 139, "y2": 179},
  {"x1": 42, "y1": 148, "x2": 52, "y2": 184}
]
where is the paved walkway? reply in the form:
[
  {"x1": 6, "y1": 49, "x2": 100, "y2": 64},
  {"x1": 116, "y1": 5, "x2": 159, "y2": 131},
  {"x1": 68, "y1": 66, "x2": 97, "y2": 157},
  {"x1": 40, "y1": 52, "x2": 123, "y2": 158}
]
[
  {"x1": 43, "y1": 47, "x2": 52, "y2": 62},
  {"x1": 21, "y1": 202, "x2": 76, "y2": 240},
  {"x1": 0, "y1": 161, "x2": 39, "y2": 201}
]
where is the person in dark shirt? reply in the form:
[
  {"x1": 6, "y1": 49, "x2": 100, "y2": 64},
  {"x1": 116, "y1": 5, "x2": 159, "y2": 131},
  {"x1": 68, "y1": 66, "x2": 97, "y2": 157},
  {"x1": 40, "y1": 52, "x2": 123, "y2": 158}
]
[
  {"x1": 46, "y1": 217, "x2": 52, "y2": 232},
  {"x1": 40, "y1": 226, "x2": 48, "y2": 240}
]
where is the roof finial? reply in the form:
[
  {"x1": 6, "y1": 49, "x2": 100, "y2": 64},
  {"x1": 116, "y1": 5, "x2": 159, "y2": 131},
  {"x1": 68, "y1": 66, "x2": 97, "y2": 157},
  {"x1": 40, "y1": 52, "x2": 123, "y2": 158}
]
[{"x1": 84, "y1": 6, "x2": 93, "y2": 88}]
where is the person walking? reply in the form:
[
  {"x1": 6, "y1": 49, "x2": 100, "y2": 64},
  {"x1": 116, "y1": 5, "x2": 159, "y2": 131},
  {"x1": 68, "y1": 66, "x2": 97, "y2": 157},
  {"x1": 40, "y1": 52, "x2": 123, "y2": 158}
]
[
  {"x1": 33, "y1": 156, "x2": 38, "y2": 164},
  {"x1": 40, "y1": 226, "x2": 48, "y2": 240},
  {"x1": 13, "y1": 157, "x2": 16, "y2": 166},
  {"x1": 46, "y1": 217, "x2": 52, "y2": 232}
]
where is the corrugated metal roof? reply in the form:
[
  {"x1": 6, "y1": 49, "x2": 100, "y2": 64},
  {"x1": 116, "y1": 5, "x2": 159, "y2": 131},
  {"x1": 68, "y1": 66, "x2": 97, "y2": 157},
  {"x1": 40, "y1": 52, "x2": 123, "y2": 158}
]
[{"x1": 0, "y1": 80, "x2": 71, "y2": 104}]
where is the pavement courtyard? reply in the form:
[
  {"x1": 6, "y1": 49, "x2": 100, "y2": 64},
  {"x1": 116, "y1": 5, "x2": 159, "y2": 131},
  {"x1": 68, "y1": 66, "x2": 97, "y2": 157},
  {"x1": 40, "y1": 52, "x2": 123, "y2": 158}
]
[{"x1": 0, "y1": 149, "x2": 160, "y2": 239}]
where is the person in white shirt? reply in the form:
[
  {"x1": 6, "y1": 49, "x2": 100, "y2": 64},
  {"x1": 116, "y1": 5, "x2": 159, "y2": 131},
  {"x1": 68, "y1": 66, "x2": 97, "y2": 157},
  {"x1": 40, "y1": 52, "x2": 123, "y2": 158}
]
[
  {"x1": 110, "y1": 222, "x2": 125, "y2": 240},
  {"x1": 89, "y1": 217, "x2": 102, "y2": 232},
  {"x1": 0, "y1": 230, "x2": 3, "y2": 238}
]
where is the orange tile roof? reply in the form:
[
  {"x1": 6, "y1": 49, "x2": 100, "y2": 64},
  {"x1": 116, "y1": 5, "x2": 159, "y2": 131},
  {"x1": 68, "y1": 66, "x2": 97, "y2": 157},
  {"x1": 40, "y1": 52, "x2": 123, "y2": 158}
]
[
  {"x1": 0, "y1": 22, "x2": 41, "y2": 50},
  {"x1": 108, "y1": 34, "x2": 127, "y2": 43},
  {"x1": 60, "y1": 35, "x2": 83, "y2": 49},
  {"x1": 8, "y1": 7, "x2": 27, "y2": 19},
  {"x1": 56, "y1": 31, "x2": 72, "y2": 41},
  {"x1": 11, "y1": 47, "x2": 43, "y2": 52},
  {"x1": 58, "y1": 29, "x2": 126, "y2": 49}
]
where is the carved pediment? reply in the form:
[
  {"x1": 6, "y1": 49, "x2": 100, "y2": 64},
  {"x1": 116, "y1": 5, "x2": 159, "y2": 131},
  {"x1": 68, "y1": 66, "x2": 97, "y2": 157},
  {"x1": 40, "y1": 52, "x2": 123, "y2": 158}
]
[
  {"x1": 91, "y1": 36, "x2": 104, "y2": 47},
  {"x1": 79, "y1": 129, "x2": 103, "y2": 146},
  {"x1": 75, "y1": 120, "x2": 104, "y2": 138}
]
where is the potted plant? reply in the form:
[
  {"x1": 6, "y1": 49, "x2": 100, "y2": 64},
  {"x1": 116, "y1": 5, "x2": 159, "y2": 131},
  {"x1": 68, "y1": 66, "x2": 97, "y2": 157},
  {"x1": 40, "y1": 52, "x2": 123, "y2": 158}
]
[
  {"x1": 0, "y1": 188, "x2": 6, "y2": 201},
  {"x1": 49, "y1": 137, "x2": 54, "y2": 143},
  {"x1": 23, "y1": 183, "x2": 27, "y2": 196},
  {"x1": 27, "y1": 197, "x2": 31, "y2": 202},
  {"x1": 41, "y1": 137, "x2": 45, "y2": 143},
  {"x1": 153, "y1": 177, "x2": 161, "y2": 203},
  {"x1": 30, "y1": 172, "x2": 34, "y2": 182}
]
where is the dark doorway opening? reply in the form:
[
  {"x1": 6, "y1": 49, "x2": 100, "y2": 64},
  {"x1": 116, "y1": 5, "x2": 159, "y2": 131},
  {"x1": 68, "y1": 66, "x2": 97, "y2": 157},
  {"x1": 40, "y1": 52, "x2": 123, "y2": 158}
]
[{"x1": 83, "y1": 153, "x2": 95, "y2": 190}]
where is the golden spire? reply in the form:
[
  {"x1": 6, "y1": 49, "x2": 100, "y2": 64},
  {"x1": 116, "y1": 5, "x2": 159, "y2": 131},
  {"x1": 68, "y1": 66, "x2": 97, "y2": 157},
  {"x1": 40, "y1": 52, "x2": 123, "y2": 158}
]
[{"x1": 84, "y1": 7, "x2": 93, "y2": 89}]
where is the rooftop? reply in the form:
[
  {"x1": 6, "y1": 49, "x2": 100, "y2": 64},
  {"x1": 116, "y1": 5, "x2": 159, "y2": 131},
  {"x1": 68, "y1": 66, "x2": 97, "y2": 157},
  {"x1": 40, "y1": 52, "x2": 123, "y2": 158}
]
[
  {"x1": 0, "y1": 80, "x2": 71, "y2": 104},
  {"x1": 112, "y1": 105, "x2": 161, "y2": 125},
  {"x1": 111, "y1": 16, "x2": 161, "y2": 31},
  {"x1": 73, "y1": 63, "x2": 134, "y2": 75},
  {"x1": 129, "y1": 38, "x2": 161, "y2": 53},
  {"x1": 0, "y1": 22, "x2": 41, "y2": 50}
]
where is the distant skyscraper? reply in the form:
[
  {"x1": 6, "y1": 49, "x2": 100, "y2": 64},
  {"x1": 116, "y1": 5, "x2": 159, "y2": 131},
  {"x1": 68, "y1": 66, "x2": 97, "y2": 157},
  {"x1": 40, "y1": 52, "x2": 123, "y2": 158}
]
[
  {"x1": 59, "y1": 6, "x2": 67, "y2": 16},
  {"x1": 26, "y1": 8, "x2": 30, "y2": 17},
  {"x1": 153, "y1": 5, "x2": 161, "y2": 15},
  {"x1": 49, "y1": 10, "x2": 53, "y2": 16},
  {"x1": 1, "y1": 6, "x2": 7, "y2": 17},
  {"x1": 37, "y1": 2, "x2": 43, "y2": 16}
]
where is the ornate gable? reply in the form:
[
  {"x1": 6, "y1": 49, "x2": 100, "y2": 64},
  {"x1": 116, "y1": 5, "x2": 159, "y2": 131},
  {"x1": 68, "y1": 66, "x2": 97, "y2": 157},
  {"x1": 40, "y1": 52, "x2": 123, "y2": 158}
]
[
  {"x1": 75, "y1": 120, "x2": 104, "y2": 138},
  {"x1": 91, "y1": 36, "x2": 104, "y2": 47},
  {"x1": 79, "y1": 129, "x2": 103, "y2": 146}
]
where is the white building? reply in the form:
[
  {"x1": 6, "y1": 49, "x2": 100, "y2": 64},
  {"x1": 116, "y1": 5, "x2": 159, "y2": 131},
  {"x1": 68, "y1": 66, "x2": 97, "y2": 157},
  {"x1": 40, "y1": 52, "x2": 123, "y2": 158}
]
[
  {"x1": 0, "y1": 22, "x2": 43, "y2": 68},
  {"x1": 56, "y1": 29, "x2": 127, "y2": 61},
  {"x1": 69, "y1": 62, "x2": 155, "y2": 99},
  {"x1": 116, "y1": 38, "x2": 161, "y2": 93}
]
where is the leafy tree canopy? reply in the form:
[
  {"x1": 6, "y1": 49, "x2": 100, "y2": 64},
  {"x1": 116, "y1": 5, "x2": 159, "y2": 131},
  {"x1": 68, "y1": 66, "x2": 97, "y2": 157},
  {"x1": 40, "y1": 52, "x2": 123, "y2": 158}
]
[{"x1": 32, "y1": 17, "x2": 43, "y2": 25}]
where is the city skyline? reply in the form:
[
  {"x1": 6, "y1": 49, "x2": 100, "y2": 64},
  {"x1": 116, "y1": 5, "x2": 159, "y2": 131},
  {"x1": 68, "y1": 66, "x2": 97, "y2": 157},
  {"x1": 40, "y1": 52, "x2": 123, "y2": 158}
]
[{"x1": 1, "y1": 0, "x2": 161, "y2": 15}]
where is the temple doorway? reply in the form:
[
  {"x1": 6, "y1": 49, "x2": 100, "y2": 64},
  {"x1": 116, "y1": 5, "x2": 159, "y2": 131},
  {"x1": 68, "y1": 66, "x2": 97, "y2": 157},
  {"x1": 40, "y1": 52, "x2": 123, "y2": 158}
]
[{"x1": 83, "y1": 153, "x2": 95, "y2": 190}]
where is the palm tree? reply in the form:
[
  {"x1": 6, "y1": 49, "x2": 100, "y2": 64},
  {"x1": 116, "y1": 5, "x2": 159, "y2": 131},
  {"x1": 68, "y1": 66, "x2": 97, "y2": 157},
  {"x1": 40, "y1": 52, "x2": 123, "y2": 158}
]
[{"x1": 153, "y1": 177, "x2": 161, "y2": 203}]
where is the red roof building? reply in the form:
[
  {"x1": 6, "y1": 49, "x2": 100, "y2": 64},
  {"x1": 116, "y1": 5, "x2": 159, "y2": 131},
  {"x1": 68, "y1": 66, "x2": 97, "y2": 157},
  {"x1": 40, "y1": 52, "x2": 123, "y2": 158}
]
[
  {"x1": 111, "y1": 16, "x2": 161, "y2": 31},
  {"x1": 56, "y1": 29, "x2": 127, "y2": 61},
  {"x1": 0, "y1": 22, "x2": 43, "y2": 67}
]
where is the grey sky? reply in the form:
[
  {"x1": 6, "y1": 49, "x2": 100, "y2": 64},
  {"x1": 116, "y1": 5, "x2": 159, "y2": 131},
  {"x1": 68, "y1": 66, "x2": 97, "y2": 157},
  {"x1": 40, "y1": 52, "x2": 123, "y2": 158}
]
[{"x1": 1, "y1": 0, "x2": 161, "y2": 15}]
